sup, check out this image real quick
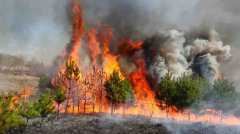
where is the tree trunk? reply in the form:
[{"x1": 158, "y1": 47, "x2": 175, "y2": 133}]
[
  {"x1": 111, "y1": 103, "x2": 114, "y2": 115},
  {"x1": 57, "y1": 103, "x2": 60, "y2": 117},
  {"x1": 78, "y1": 96, "x2": 80, "y2": 113},
  {"x1": 65, "y1": 80, "x2": 72, "y2": 113},
  {"x1": 92, "y1": 102, "x2": 95, "y2": 113}
]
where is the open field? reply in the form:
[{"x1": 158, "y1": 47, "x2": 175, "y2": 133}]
[{"x1": 0, "y1": 73, "x2": 39, "y2": 94}]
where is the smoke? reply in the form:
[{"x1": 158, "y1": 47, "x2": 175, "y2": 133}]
[
  {"x1": 143, "y1": 29, "x2": 231, "y2": 83},
  {"x1": 79, "y1": 0, "x2": 240, "y2": 87},
  {"x1": 0, "y1": 0, "x2": 240, "y2": 86},
  {"x1": 0, "y1": 0, "x2": 70, "y2": 64},
  {"x1": 145, "y1": 30, "x2": 191, "y2": 83}
]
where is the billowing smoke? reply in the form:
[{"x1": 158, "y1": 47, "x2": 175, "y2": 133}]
[
  {"x1": 1, "y1": 0, "x2": 240, "y2": 87},
  {"x1": 144, "y1": 30, "x2": 190, "y2": 82},
  {"x1": 78, "y1": 0, "x2": 240, "y2": 88},
  {"x1": 144, "y1": 29, "x2": 231, "y2": 83}
]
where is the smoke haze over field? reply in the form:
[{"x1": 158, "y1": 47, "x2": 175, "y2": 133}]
[
  {"x1": 0, "y1": 0, "x2": 240, "y2": 86},
  {"x1": 0, "y1": 0, "x2": 70, "y2": 63}
]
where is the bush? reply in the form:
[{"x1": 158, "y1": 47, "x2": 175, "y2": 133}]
[
  {"x1": 203, "y1": 79, "x2": 239, "y2": 111},
  {"x1": 18, "y1": 101, "x2": 40, "y2": 123},
  {"x1": 35, "y1": 91, "x2": 55, "y2": 118},
  {"x1": 104, "y1": 71, "x2": 134, "y2": 110},
  {"x1": 53, "y1": 86, "x2": 66, "y2": 114},
  {"x1": 156, "y1": 73, "x2": 206, "y2": 110},
  {"x1": 0, "y1": 95, "x2": 25, "y2": 133}
]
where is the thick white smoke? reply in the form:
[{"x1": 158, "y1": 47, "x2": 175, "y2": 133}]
[
  {"x1": 149, "y1": 30, "x2": 191, "y2": 82},
  {"x1": 148, "y1": 29, "x2": 231, "y2": 83}
]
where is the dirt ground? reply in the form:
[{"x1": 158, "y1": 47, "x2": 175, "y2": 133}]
[{"x1": 6, "y1": 114, "x2": 240, "y2": 134}]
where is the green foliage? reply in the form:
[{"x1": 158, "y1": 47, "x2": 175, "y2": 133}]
[
  {"x1": 35, "y1": 91, "x2": 55, "y2": 118},
  {"x1": 156, "y1": 73, "x2": 177, "y2": 108},
  {"x1": 54, "y1": 87, "x2": 66, "y2": 105},
  {"x1": 53, "y1": 86, "x2": 66, "y2": 113},
  {"x1": 204, "y1": 79, "x2": 239, "y2": 111},
  {"x1": 0, "y1": 95, "x2": 25, "y2": 134},
  {"x1": 18, "y1": 101, "x2": 40, "y2": 121},
  {"x1": 156, "y1": 73, "x2": 206, "y2": 110},
  {"x1": 104, "y1": 71, "x2": 134, "y2": 106}
]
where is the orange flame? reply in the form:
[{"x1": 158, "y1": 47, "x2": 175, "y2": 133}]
[{"x1": 50, "y1": 1, "x2": 240, "y2": 127}]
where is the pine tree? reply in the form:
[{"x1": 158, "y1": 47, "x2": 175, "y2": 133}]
[
  {"x1": 53, "y1": 86, "x2": 66, "y2": 115},
  {"x1": 104, "y1": 71, "x2": 134, "y2": 113}
]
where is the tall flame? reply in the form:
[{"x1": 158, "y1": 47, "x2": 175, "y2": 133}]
[{"x1": 50, "y1": 1, "x2": 240, "y2": 126}]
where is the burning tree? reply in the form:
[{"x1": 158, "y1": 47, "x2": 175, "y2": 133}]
[{"x1": 64, "y1": 58, "x2": 81, "y2": 113}]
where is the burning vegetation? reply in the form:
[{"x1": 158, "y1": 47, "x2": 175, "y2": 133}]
[
  {"x1": 1, "y1": 0, "x2": 240, "y2": 133},
  {"x1": 48, "y1": 0, "x2": 240, "y2": 126}
]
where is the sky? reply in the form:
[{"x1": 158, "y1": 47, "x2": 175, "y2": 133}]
[{"x1": 0, "y1": 0, "x2": 240, "y2": 86}]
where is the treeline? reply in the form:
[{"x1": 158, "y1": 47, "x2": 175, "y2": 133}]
[
  {"x1": 103, "y1": 71, "x2": 240, "y2": 114},
  {"x1": 0, "y1": 53, "x2": 47, "y2": 76},
  {"x1": 1, "y1": 67, "x2": 239, "y2": 133}
]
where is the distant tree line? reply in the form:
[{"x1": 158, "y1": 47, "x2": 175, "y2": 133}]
[{"x1": 0, "y1": 53, "x2": 47, "y2": 76}]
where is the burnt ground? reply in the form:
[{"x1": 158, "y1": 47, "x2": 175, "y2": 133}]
[{"x1": 6, "y1": 114, "x2": 240, "y2": 134}]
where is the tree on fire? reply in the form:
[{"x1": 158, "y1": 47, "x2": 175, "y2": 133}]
[
  {"x1": 157, "y1": 73, "x2": 205, "y2": 111},
  {"x1": 104, "y1": 71, "x2": 134, "y2": 113},
  {"x1": 64, "y1": 58, "x2": 81, "y2": 112}
]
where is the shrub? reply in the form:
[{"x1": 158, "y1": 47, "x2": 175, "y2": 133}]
[
  {"x1": 204, "y1": 79, "x2": 239, "y2": 111},
  {"x1": 35, "y1": 91, "x2": 55, "y2": 118},
  {"x1": 18, "y1": 101, "x2": 40, "y2": 123},
  {"x1": 53, "y1": 86, "x2": 66, "y2": 114},
  {"x1": 104, "y1": 71, "x2": 134, "y2": 111},
  {"x1": 0, "y1": 95, "x2": 25, "y2": 133},
  {"x1": 156, "y1": 73, "x2": 205, "y2": 110}
]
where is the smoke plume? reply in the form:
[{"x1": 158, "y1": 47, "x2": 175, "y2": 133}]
[{"x1": 143, "y1": 29, "x2": 231, "y2": 83}]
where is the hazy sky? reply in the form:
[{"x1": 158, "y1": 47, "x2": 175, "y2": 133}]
[{"x1": 0, "y1": 0, "x2": 240, "y2": 85}]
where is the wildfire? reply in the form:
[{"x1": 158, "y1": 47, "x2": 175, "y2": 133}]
[{"x1": 50, "y1": 1, "x2": 240, "y2": 126}]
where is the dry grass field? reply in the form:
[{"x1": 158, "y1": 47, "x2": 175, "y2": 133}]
[{"x1": 0, "y1": 73, "x2": 39, "y2": 94}]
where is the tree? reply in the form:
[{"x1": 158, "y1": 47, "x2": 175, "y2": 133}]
[
  {"x1": 174, "y1": 75, "x2": 203, "y2": 110},
  {"x1": 156, "y1": 73, "x2": 177, "y2": 109},
  {"x1": 18, "y1": 101, "x2": 40, "y2": 123},
  {"x1": 35, "y1": 91, "x2": 55, "y2": 118},
  {"x1": 53, "y1": 86, "x2": 66, "y2": 115},
  {"x1": 156, "y1": 73, "x2": 205, "y2": 111},
  {"x1": 0, "y1": 95, "x2": 25, "y2": 133},
  {"x1": 64, "y1": 58, "x2": 81, "y2": 112},
  {"x1": 104, "y1": 71, "x2": 134, "y2": 112},
  {"x1": 204, "y1": 79, "x2": 239, "y2": 112}
]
